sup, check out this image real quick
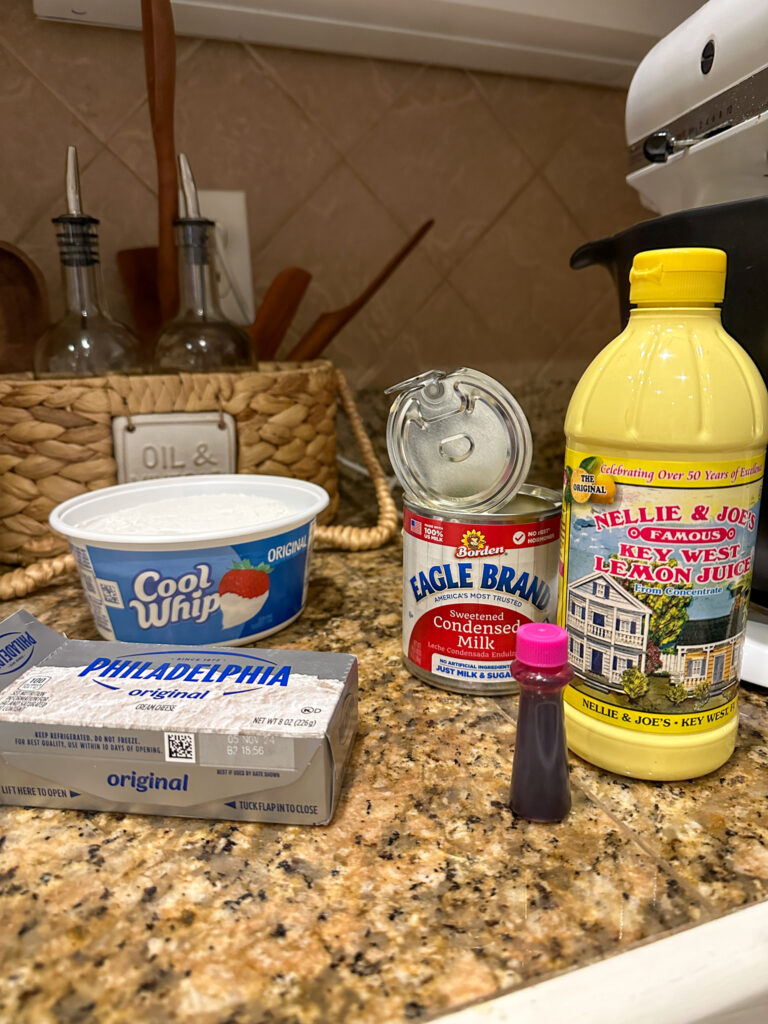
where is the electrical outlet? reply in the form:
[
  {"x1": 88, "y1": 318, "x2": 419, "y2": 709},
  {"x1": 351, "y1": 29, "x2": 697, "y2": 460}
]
[{"x1": 197, "y1": 189, "x2": 255, "y2": 326}]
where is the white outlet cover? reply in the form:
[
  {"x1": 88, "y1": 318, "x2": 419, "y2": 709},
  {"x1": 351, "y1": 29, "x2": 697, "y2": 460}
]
[{"x1": 197, "y1": 188, "x2": 255, "y2": 325}]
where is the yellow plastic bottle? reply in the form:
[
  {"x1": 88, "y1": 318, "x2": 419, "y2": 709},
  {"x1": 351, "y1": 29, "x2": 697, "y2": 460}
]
[{"x1": 558, "y1": 248, "x2": 768, "y2": 780}]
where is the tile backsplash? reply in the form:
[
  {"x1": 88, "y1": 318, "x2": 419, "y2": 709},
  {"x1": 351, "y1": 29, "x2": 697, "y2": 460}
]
[{"x1": 2, "y1": 0, "x2": 649, "y2": 403}]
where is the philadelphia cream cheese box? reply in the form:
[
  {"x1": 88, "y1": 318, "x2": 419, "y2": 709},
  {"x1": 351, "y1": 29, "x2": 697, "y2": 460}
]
[{"x1": 0, "y1": 611, "x2": 357, "y2": 825}]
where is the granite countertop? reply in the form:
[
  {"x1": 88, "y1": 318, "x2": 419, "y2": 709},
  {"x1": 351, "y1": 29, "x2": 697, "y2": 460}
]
[{"x1": 1, "y1": 457, "x2": 768, "y2": 1024}]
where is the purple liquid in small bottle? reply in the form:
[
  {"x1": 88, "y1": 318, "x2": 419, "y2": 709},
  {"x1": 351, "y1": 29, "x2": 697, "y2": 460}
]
[{"x1": 508, "y1": 624, "x2": 573, "y2": 823}]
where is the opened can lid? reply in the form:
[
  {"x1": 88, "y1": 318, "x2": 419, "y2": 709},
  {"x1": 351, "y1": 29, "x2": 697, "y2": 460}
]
[{"x1": 385, "y1": 367, "x2": 532, "y2": 512}]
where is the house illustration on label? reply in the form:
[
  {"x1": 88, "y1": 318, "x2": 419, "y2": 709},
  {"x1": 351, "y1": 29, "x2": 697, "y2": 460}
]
[
  {"x1": 660, "y1": 615, "x2": 742, "y2": 694},
  {"x1": 565, "y1": 572, "x2": 651, "y2": 689}
]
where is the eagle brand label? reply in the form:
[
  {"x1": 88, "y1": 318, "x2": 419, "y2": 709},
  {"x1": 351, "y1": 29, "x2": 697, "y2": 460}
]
[
  {"x1": 403, "y1": 501, "x2": 560, "y2": 693},
  {"x1": 559, "y1": 450, "x2": 764, "y2": 734}
]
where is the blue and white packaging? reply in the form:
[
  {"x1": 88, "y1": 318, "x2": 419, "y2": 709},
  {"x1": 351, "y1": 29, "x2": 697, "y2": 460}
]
[
  {"x1": 49, "y1": 475, "x2": 329, "y2": 645},
  {"x1": 0, "y1": 611, "x2": 357, "y2": 825}
]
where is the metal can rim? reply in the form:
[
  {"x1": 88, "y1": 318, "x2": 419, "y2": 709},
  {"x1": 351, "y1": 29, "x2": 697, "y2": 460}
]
[
  {"x1": 403, "y1": 481, "x2": 561, "y2": 525},
  {"x1": 386, "y1": 367, "x2": 533, "y2": 513}
]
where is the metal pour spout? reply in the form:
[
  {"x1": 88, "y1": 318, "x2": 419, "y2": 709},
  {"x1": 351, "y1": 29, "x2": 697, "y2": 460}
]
[
  {"x1": 65, "y1": 145, "x2": 82, "y2": 216},
  {"x1": 178, "y1": 152, "x2": 201, "y2": 219}
]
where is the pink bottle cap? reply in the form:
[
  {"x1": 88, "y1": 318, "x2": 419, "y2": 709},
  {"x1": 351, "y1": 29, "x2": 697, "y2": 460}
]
[{"x1": 515, "y1": 623, "x2": 568, "y2": 669}]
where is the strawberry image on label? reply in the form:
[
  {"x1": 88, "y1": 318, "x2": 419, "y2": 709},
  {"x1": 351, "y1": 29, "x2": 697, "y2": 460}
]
[{"x1": 218, "y1": 559, "x2": 272, "y2": 629}]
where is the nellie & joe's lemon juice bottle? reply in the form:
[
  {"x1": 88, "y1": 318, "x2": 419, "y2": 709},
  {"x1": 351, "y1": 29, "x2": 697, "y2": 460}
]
[{"x1": 558, "y1": 248, "x2": 768, "y2": 779}]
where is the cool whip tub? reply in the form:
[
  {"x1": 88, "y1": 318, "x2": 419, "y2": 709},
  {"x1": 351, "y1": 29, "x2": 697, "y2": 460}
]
[{"x1": 50, "y1": 475, "x2": 329, "y2": 645}]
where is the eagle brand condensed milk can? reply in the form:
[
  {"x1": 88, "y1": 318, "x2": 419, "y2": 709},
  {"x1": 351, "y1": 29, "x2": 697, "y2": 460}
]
[{"x1": 386, "y1": 368, "x2": 561, "y2": 695}]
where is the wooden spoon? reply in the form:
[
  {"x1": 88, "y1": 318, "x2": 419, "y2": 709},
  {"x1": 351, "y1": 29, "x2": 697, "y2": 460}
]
[
  {"x1": 116, "y1": 246, "x2": 161, "y2": 354},
  {"x1": 248, "y1": 267, "x2": 312, "y2": 361},
  {"x1": 142, "y1": 0, "x2": 178, "y2": 323},
  {"x1": 0, "y1": 242, "x2": 49, "y2": 374},
  {"x1": 117, "y1": 0, "x2": 178, "y2": 357},
  {"x1": 286, "y1": 219, "x2": 434, "y2": 362}
]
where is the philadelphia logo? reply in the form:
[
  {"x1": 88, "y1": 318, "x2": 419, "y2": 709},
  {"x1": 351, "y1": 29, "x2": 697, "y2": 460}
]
[
  {"x1": 79, "y1": 648, "x2": 290, "y2": 694},
  {"x1": 0, "y1": 630, "x2": 37, "y2": 676}
]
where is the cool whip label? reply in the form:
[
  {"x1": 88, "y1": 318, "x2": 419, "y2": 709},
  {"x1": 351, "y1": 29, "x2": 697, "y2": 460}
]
[
  {"x1": 403, "y1": 506, "x2": 559, "y2": 686},
  {"x1": 72, "y1": 523, "x2": 312, "y2": 644},
  {"x1": 559, "y1": 450, "x2": 764, "y2": 735},
  {"x1": 0, "y1": 612, "x2": 357, "y2": 824}
]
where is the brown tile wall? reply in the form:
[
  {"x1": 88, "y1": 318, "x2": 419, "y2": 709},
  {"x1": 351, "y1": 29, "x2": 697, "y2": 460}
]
[{"x1": 1, "y1": 0, "x2": 650, "y2": 407}]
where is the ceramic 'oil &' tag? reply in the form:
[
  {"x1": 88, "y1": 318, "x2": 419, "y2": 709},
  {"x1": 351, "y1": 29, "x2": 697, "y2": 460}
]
[{"x1": 112, "y1": 412, "x2": 237, "y2": 484}]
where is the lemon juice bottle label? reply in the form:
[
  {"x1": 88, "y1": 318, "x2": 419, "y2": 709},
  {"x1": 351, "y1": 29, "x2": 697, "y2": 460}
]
[{"x1": 558, "y1": 449, "x2": 764, "y2": 736}]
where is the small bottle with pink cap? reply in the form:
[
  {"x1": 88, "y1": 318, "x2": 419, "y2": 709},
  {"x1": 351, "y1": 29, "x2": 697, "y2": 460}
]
[{"x1": 508, "y1": 622, "x2": 573, "y2": 823}]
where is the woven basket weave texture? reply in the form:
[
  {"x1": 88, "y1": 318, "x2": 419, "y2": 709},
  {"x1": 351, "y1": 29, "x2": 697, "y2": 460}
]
[{"x1": 0, "y1": 362, "x2": 338, "y2": 566}]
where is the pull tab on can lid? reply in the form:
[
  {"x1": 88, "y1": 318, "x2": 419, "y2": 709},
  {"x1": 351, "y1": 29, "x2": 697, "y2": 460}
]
[{"x1": 385, "y1": 367, "x2": 532, "y2": 512}]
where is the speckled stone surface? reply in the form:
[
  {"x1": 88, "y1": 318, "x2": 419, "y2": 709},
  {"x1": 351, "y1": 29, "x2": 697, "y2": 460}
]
[{"x1": 1, "y1": 430, "x2": 767, "y2": 1023}]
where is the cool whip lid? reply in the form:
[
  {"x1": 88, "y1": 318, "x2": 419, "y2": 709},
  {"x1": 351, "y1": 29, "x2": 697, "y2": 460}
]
[{"x1": 385, "y1": 367, "x2": 532, "y2": 512}]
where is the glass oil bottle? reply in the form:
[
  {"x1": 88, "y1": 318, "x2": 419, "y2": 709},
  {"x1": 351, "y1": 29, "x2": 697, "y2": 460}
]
[
  {"x1": 34, "y1": 147, "x2": 140, "y2": 377},
  {"x1": 153, "y1": 154, "x2": 252, "y2": 372}
]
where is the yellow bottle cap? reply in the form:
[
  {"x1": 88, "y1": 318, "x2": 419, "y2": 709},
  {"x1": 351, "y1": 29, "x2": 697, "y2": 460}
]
[{"x1": 629, "y1": 247, "x2": 726, "y2": 304}]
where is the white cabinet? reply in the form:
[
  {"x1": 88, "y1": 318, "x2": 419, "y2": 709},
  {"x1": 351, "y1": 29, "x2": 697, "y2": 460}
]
[{"x1": 34, "y1": 0, "x2": 703, "y2": 86}]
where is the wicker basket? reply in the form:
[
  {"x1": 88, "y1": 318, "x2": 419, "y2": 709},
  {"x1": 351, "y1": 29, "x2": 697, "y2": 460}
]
[{"x1": 0, "y1": 361, "x2": 397, "y2": 599}]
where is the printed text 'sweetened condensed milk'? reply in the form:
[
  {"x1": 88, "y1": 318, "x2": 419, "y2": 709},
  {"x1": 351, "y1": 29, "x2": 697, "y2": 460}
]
[{"x1": 386, "y1": 369, "x2": 561, "y2": 695}]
